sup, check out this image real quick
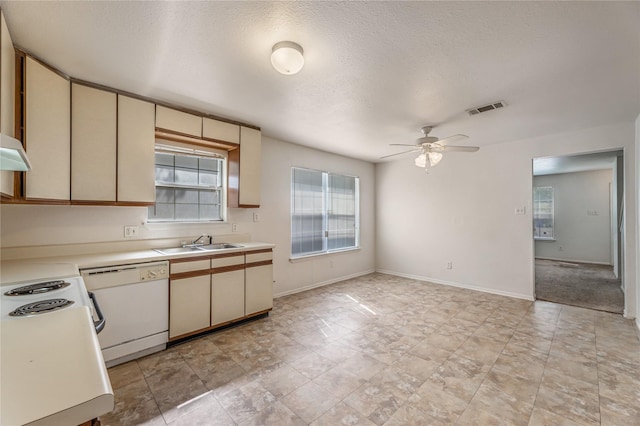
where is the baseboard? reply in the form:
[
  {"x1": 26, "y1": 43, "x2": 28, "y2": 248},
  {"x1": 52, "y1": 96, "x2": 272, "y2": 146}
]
[
  {"x1": 376, "y1": 269, "x2": 534, "y2": 301},
  {"x1": 274, "y1": 269, "x2": 376, "y2": 298},
  {"x1": 535, "y1": 256, "x2": 612, "y2": 266}
]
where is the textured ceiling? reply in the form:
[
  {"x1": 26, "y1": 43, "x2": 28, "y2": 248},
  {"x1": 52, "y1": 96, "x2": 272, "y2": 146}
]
[{"x1": 1, "y1": 1, "x2": 639, "y2": 163}]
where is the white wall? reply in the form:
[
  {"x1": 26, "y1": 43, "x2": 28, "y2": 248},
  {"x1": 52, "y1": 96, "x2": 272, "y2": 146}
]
[
  {"x1": 534, "y1": 169, "x2": 612, "y2": 264},
  {"x1": 253, "y1": 137, "x2": 375, "y2": 296},
  {"x1": 376, "y1": 122, "x2": 637, "y2": 318},
  {"x1": 0, "y1": 136, "x2": 376, "y2": 297}
]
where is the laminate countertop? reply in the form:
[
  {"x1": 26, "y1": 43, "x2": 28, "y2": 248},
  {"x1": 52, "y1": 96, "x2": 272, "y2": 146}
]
[{"x1": 0, "y1": 306, "x2": 114, "y2": 426}]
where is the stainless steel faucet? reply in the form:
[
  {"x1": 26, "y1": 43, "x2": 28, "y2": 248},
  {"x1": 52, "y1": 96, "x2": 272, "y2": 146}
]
[{"x1": 191, "y1": 234, "x2": 212, "y2": 245}]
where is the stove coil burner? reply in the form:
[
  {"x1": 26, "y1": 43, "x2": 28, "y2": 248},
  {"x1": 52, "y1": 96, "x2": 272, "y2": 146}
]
[
  {"x1": 4, "y1": 280, "x2": 71, "y2": 296},
  {"x1": 8, "y1": 299, "x2": 75, "y2": 316}
]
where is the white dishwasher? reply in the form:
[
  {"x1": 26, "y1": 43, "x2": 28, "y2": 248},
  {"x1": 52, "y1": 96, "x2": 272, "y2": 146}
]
[{"x1": 81, "y1": 261, "x2": 169, "y2": 367}]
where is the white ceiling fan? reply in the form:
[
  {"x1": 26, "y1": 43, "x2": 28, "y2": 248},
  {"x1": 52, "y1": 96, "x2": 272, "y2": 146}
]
[{"x1": 381, "y1": 126, "x2": 479, "y2": 171}]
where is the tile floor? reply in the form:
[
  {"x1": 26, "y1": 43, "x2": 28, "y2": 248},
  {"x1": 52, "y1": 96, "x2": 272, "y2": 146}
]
[{"x1": 102, "y1": 273, "x2": 640, "y2": 425}]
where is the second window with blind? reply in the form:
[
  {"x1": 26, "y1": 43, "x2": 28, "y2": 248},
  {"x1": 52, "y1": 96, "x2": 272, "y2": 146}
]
[{"x1": 291, "y1": 167, "x2": 360, "y2": 258}]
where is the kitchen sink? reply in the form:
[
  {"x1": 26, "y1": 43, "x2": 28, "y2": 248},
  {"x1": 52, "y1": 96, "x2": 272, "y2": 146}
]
[
  {"x1": 154, "y1": 243, "x2": 243, "y2": 255},
  {"x1": 153, "y1": 247, "x2": 207, "y2": 255},
  {"x1": 199, "y1": 243, "x2": 243, "y2": 251}
]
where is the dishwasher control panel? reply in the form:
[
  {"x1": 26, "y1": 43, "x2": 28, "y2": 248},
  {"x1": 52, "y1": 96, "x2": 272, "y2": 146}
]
[
  {"x1": 140, "y1": 265, "x2": 169, "y2": 281},
  {"x1": 81, "y1": 261, "x2": 169, "y2": 290}
]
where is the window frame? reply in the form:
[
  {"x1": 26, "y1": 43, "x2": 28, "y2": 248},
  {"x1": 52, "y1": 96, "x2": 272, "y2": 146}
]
[
  {"x1": 533, "y1": 186, "x2": 555, "y2": 240},
  {"x1": 290, "y1": 166, "x2": 360, "y2": 259},
  {"x1": 147, "y1": 144, "x2": 228, "y2": 223}
]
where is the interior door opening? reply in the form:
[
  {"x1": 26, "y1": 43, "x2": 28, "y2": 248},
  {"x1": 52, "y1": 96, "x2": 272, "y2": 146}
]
[{"x1": 532, "y1": 150, "x2": 625, "y2": 314}]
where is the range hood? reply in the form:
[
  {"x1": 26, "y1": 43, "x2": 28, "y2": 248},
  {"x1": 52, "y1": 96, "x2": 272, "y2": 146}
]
[{"x1": 0, "y1": 134, "x2": 32, "y2": 171}]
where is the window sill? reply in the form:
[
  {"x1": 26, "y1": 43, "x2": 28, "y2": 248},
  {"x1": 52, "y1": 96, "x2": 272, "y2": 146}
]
[
  {"x1": 534, "y1": 237, "x2": 556, "y2": 242},
  {"x1": 289, "y1": 247, "x2": 360, "y2": 263}
]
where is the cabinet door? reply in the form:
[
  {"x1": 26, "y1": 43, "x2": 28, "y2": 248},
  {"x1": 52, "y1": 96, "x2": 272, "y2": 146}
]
[
  {"x1": 239, "y1": 127, "x2": 261, "y2": 207},
  {"x1": 71, "y1": 83, "x2": 117, "y2": 202},
  {"x1": 117, "y1": 95, "x2": 155, "y2": 203},
  {"x1": 211, "y1": 269, "x2": 245, "y2": 326},
  {"x1": 24, "y1": 57, "x2": 71, "y2": 200},
  {"x1": 156, "y1": 105, "x2": 202, "y2": 138},
  {"x1": 245, "y1": 264, "x2": 273, "y2": 315},
  {"x1": 0, "y1": 11, "x2": 15, "y2": 197},
  {"x1": 203, "y1": 117, "x2": 239, "y2": 144},
  {"x1": 169, "y1": 275, "x2": 210, "y2": 338}
]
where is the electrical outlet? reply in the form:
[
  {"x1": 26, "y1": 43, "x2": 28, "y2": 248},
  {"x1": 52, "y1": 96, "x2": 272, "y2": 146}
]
[
  {"x1": 515, "y1": 206, "x2": 526, "y2": 215},
  {"x1": 447, "y1": 261, "x2": 453, "y2": 269},
  {"x1": 232, "y1": 223, "x2": 238, "y2": 232},
  {"x1": 253, "y1": 212, "x2": 260, "y2": 222},
  {"x1": 124, "y1": 225, "x2": 138, "y2": 238}
]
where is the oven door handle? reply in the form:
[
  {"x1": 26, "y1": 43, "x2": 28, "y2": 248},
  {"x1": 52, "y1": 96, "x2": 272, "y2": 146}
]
[{"x1": 88, "y1": 292, "x2": 106, "y2": 334}]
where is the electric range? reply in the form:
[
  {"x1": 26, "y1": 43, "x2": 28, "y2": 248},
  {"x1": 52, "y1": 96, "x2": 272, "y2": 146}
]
[{"x1": 1, "y1": 276, "x2": 96, "y2": 325}]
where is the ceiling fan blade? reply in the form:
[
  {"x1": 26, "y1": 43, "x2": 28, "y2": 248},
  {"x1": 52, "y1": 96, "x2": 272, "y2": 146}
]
[
  {"x1": 437, "y1": 134, "x2": 469, "y2": 145},
  {"x1": 389, "y1": 143, "x2": 420, "y2": 147},
  {"x1": 441, "y1": 145, "x2": 480, "y2": 152},
  {"x1": 380, "y1": 148, "x2": 421, "y2": 159}
]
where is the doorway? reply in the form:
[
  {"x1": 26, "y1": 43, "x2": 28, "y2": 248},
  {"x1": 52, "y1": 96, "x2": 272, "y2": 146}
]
[{"x1": 532, "y1": 150, "x2": 624, "y2": 314}]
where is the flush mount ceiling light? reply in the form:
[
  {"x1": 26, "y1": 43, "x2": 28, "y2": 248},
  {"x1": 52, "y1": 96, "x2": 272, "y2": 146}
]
[{"x1": 270, "y1": 41, "x2": 304, "y2": 75}]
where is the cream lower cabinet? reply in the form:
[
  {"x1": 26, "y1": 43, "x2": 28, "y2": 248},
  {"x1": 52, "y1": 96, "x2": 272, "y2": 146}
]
[
  {"x1": 169, "y1": 275, "x2": 211, "y2": 338},
  {"x1": 211, "y1": 270, "x2": 245, "y2": 326},
  {"x1": 245, "y1": 250, "x2": 274, "y2": 315},
  {"x1": 169, "y1": 258, "x2": 211, "y2": 339},
  {"x1": 211, "y1": 253, "x2": 245, "y2": 327},
  {"x1": 169, "y1": 249, "x2": 273, "y2": 340}
]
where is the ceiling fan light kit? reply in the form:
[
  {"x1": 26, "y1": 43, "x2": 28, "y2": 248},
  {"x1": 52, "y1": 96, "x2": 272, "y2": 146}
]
[{"x1": 381, "y1": 125, "x2": 479, "y2": 172}]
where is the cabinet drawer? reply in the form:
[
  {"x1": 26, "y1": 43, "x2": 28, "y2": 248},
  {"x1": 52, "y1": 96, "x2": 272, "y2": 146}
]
[
  {"x1": 156, "y1": 105, "x2": 202, "y2": 137},
  {"x1": 246, "y1": 251, "x2": 273, "y2": 264},
  {"x1": 171, "y1": 259, "x2": 210, "y2": 274},
  {"x1": 211, "y1": 254, "x2": 245, "y2": 269}
]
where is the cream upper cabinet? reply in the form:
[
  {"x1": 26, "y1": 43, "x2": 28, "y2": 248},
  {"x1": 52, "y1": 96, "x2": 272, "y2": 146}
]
[
  {"x1": 118, "y1": 95, "x2": 155, "y2": 203},
  {"x1": 25, "y1": 57, "x2": 71, "y2": 201},
  {"x1": 71, "y1": 83, "x2": 117, "y2": 202},
  {"x1": 0, "y1": 10, "x2": 15, "y2": 197},
  {"x1": 202, "y1": 117, "x2": 239, "y2": 144},
  {"x1": 239, "y1": 126, "x2": 261, "y2": 207},
  {"x1": 155, "y1": 105, "x2": 202, "y2": 138}
]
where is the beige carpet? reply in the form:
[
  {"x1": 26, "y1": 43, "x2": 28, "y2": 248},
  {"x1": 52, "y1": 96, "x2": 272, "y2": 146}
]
[{"x1": 535, "y1": 258, "x2": 624, "y2": 314}]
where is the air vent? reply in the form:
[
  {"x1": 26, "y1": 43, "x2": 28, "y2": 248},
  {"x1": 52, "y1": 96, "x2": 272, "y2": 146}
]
[{"x1": 466, "y1": 101, "x2": 506, "y2": 116}]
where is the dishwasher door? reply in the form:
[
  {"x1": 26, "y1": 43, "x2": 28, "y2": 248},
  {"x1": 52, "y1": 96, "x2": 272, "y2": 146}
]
[{"x1": 81, "y1": 261, "x2": 169, "y2": 366}]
